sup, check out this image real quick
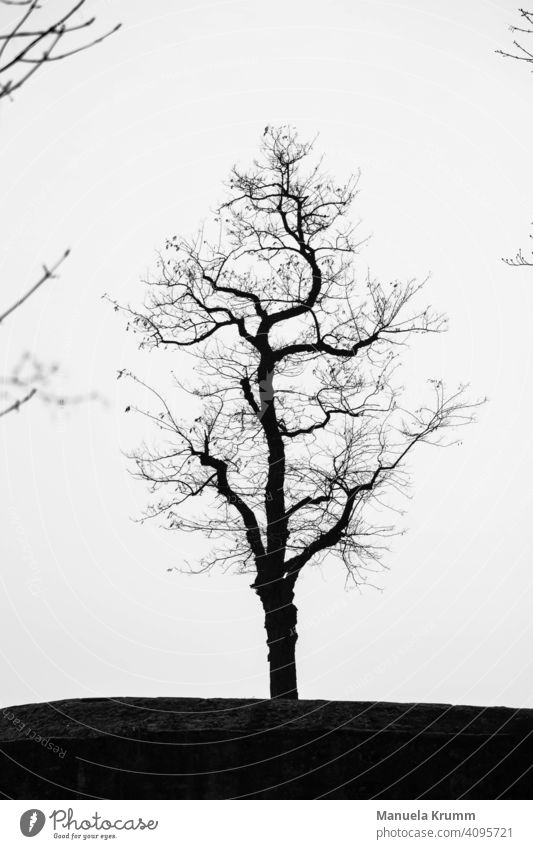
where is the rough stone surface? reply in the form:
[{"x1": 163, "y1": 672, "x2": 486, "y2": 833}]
[{"x1": 1, "y1": 697, "x2": 532, "y2": 799}]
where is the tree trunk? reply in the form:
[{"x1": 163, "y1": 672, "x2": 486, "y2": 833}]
[{"x1": 255, "y1": 579, "x2": 299, "y2": 699}]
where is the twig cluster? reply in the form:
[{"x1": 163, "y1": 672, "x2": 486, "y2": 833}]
[
  {"x1": 0, "y1": 2, "x2": 119, "y2": 418},
  {"x1": 0, "y1": 0, "x2": 120, "y2": 101}
]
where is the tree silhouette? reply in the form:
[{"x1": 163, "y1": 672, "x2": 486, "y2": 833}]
[{"x1": 118, "y1": 127, "x2": 477, "y2": 699}]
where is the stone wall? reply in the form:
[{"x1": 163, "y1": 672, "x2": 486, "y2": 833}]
[{"x1": 1, "y1": 697, "x2": 531, "y2": 799}]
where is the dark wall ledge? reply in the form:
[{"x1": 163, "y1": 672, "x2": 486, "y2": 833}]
[{"x1": 1, "y1": 697, "x2": 532, "y2": 799}]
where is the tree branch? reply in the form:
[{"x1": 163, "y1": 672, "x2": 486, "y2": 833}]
[{"x1": 0, "y1": 250, "x2": 69, "y2": 325}]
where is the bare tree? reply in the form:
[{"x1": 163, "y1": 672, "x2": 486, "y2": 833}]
[
  {"x1": 0, "y1": 1, "x2": 119, "y2": 417},
  {"x1": 498, "y1": 8, "x2": 533, "y2": 265},
  {"x1": 115, "y1": 127, "x2": 477, "y2": 699}
]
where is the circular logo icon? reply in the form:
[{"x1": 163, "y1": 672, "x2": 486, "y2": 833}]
[{"x1": 20, "y1": 809, "x2": 46, "y2": 837}]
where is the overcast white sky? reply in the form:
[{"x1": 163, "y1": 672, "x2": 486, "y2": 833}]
[{"x1": 1, "y1": 0, "x2": 533, "y2": 710}]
